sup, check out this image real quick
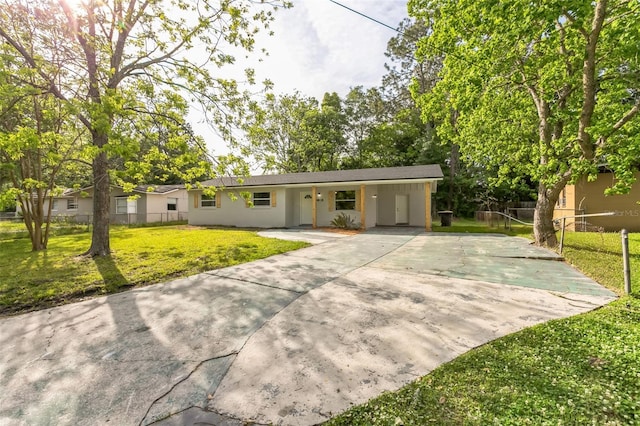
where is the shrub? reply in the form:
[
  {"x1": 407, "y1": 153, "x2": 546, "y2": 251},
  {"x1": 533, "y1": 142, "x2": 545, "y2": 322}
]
[{"x1": 331, "y1": 212, "x2": 356, "y2": 229}]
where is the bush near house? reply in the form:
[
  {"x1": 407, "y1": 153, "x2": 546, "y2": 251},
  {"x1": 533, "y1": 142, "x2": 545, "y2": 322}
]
[{"x1": 331, "y1": 212, "x2": 357, "y2": 229}]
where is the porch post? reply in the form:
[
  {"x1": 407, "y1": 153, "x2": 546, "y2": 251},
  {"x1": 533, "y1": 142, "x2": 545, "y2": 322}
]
[
  {"x1": 312, "y1": 185, "x2": 317, "y2": 229},
  {"x1": 425, "y1": 182, "x2": 432, "y2": 231},
  {"x1": 360, "y1": 184, "x2": 366, "y2": 230}
]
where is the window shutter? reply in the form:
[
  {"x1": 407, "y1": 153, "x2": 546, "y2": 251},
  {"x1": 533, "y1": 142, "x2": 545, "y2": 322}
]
[
  {"x1": 193, "y1": 193, "x2": 199, "y2": 209},
  {"x1": 328, "y1": 191, "x2": 335, "y2": 212},
  {"x1": 245, "y1": 196, "x2": 250, "y2": 208},
  {"x1": 216, "y1": 192, "x2": 221, "y2": 208},
  {"x1": 355, "y1": 190, "x2": 361, "y2": 211},
  {"x1": 271, "y1": 191, "x2": 277, "y2": 207}
]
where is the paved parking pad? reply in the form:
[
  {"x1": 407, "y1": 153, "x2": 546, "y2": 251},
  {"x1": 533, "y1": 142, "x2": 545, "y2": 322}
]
[
  {"x1": 0, "y1": 274, "x2": 298, "y2": 425},
  {"x1": 0, "y1": 230, "x2": 617, "y2": 426},
  {"x1": 371, "y1": 234, "x2": 613, "y2": 296},
  {"x1": 208, "y1": 266, "x2": 613, "y2": 425}
]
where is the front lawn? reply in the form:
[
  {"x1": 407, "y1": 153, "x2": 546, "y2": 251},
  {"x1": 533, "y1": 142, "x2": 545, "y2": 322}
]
[
  {"x1": 0, "y1": 225, "x2": 307, "y2": 315},
  {"x1": 327, "y1": 224, "x2": 639, "y2": 425},
  {"x1": 432, "y1": 217, "x2": 533, "y2": 237}
]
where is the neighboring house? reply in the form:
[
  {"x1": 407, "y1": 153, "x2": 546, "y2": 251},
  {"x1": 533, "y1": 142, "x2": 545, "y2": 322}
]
[
  {"x1": 553, "y1": 170, "x2": 640, "y2": 232},
  {"x1": 36, "y1": 185, "x2": 189, "y2": 224},
  {"x1": 188, "y1": 165, "x2": 444, "y2": 230}
]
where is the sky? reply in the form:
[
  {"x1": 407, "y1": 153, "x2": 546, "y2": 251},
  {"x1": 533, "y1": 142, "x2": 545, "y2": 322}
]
[{"x1": 195, "y1": 0, "x2": 410, "y2": 156}]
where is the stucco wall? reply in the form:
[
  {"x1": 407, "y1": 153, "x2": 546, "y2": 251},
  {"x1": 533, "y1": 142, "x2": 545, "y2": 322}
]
[
  {"x1": 188, "y1": 182, "x2": 438, "y2": 229},
  {"x1": 573, "y1": 172, "x2": 640, "y2": 231},
  {"x1": 145, "y1": 190, "x2": 188, "y2": 222},
  {"x1": 318, "y1": 185, "x2": 381, "y2": 228},
  {"x1": 43, "y1": 195, "x2": 92, "y2": 220},
  {"x1": 188, "y1": 188, "x2": 287, "y2": 228},
  {"x1": 376, "y1": 183, "x2": 427, "y2": 227}
]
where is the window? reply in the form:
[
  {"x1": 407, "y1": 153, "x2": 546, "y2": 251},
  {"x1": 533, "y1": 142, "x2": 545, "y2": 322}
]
[
  {"x1": 67, "y1": 198, "x2": 78, "y2": 210},
  {"x1": 167, "y1": 197, "x2": 178, "y2": 211},
  {"x1": 335, "y1": 190, "x2": 356, "y2": 210},
  {"x1": 201, "y1": 194, "x2": 216, "y2": 207},
  {"x1": 52, "y1": 200, "x2": 59, "y2": 211},
  {"x1": 557, "y1": 188, "x2": 567, "y2": 208},
  {"x1": 116, "y1": 197, "x2": 136, "y2": 214},
  {"x1": 253, "y1": 192, "x2": 271, "y2": 207}
]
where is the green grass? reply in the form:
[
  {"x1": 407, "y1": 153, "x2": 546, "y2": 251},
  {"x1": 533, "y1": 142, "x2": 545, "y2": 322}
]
[
  {"x1": 0, "y1": 225, "x2": 307, "y2": 315},
  {"x1": 328, "y1": 222, "x2": 640, "y2": 426},
  {"x1": 432, "y1": 217, "x2": 533, "y2": 237},
  {"x1": 0, "y1": 219, "x2": 89, "y2": 241},
  {"x1": 562, "y1": 231, "x2": 640, "y2": 295}
]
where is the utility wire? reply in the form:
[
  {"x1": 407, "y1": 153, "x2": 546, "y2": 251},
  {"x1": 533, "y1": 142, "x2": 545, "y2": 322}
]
[{"x1": 327, "y1": 0, "x2": 403, "y2": 34}]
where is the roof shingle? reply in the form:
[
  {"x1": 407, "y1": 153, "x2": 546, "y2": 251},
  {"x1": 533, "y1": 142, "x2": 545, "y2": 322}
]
[{"x1": 200, "y1": 165, "x2": 443, "y2": 188}]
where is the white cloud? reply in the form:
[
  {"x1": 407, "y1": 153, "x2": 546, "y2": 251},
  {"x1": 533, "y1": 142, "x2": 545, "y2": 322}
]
[
  {"x1": 251, "y1": 0, "x2": 408, "y2": 99},
  {"x1": 193, "y1": 0, "x2": 410, "y2": 154}
]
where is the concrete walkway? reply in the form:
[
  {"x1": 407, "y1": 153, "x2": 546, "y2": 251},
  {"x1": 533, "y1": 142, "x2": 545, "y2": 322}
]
[{"x1": 0, "y1": 229, "x2": 616, "y2": 425}]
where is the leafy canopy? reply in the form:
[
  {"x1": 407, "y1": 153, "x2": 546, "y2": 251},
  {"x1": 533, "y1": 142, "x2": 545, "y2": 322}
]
[{"x1": 408, "y1": 0, "x2": 640, "y2": 193}]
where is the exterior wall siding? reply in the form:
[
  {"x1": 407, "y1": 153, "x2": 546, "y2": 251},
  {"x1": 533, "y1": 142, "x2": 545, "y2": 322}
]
[
  {"x1": 376, "y1": 183, "x2": 426, "y2": 227},
  {"x1": 317, "y1": 186, "x2": 363, "y2": 228},
  {"x1": 555, "y1": 172, "x2": 640, "y2": 232},
  {"x1": 189, "y1": 188, "x2": 287, "y2": 228},
  {"x1": 41, "y1": 188, "x2": 189, "y2": 224},
  {"x1": 188, "y1": 182, "x2": 438, "y2": 229},
  {"x1": 576, "y1": 172, "x2": 640, "y2": 232},
  {"x1": 43, "y1": 195, "x2": 92, "y2": 219}
]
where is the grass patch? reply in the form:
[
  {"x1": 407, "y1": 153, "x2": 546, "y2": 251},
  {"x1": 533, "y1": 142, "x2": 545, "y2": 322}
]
[
  {"x1": 328, "y1": 224, "x2": 639, "y2": 425},
  {"x1": 562, "y1": 231, "x2": 640, "y2": 295},
  {"x1": 0, "y1": 225, "x2": 307, "y2": 315},
  {"x1": 0, "y1": 219, "x2": 90, "y2": 241},
  {"x1": 432, "y1": 217, "x2": 533, "y2": 237}
]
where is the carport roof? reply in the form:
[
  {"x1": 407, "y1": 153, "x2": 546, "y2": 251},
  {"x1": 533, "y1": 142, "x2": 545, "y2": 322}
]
[{"x1": 200, "y1": 165, "x2": 443, "y2": 188}]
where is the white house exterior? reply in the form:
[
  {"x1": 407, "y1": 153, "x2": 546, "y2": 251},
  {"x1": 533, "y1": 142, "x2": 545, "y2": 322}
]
[
  {"x1": 38, "y1": 185, "x2": 189, "y2": 224},
  {"x1": 188, "y1": 165, "x2": 443, "y2": 230}
]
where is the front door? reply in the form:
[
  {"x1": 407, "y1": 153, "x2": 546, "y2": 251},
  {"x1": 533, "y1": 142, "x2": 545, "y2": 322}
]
[
  {"x1": 300, "y1": 192, "x2": 313, "y2": 225},
  {"x1": 395, "y1": 194, "x2": 409, "y2": 224}
]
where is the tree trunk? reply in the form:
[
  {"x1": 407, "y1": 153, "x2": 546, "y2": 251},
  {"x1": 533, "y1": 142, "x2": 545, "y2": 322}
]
[
  {"x1": 30, "y1": 219, "x2": 44, "y2": 251},
  {"x1": 533, "y1": 182, "x2": 559, "y2": 247},
  {"x1": 18, "y1": 196, "x2": 46, "y2": 251},
  {"x1": 85, "y1": 149, "x2": 111, "y2": 256}
]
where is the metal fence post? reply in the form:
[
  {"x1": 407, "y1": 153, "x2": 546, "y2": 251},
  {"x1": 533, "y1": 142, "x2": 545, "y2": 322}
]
[{"x1": 622, "y1": 229, "x2": 631, "y2": 294}]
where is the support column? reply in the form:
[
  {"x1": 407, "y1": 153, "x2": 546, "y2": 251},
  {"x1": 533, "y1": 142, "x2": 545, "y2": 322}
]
[
  {"x1": 312, "y1": 185, "x2": 317, "y2": 229},
  {"x1": 425, "y1": 182, "x2": 432, "y2": 231},
  {"x1": 360, "y1": 184, "x2": 366, "y2": 230}
]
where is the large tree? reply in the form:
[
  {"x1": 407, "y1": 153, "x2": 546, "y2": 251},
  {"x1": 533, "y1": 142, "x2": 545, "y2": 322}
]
[
  {"x1": 0, "y1": 0, "x2": 288, "y2": 256},
  {"x1": 0, "y1": 38, "x2": 87, "y2": 251},
  {"x1": 240, "y1": 91, "x2": 320, "y2": 173},
  {"x1": 409, "y1": 0, "x2": 640, "y2": 246}
]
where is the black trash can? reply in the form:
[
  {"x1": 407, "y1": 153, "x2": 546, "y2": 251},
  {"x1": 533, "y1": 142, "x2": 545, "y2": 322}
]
[{"x1": 438, "y1": 210, "x2": 453, "y2": 227}]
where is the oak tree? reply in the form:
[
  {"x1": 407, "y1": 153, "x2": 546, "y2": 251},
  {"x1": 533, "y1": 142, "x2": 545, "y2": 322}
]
[
  {"x1": 0, "y1": 0, "x2": 289, "y2": 256},
  {"x1": 409, "y1": 0, "x2": 640, "y2": 246}
]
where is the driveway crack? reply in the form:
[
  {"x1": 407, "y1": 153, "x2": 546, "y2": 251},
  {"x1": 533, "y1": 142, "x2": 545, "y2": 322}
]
[
  {"x1": 205, "y1": 273, "x2": 303, "y2": 294},
  {"x1": 138, "y1": 352, "x2": 238, "y2": 426}
]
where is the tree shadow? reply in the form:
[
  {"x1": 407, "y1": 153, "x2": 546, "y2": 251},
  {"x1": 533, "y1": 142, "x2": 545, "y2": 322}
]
[{"x1": 93, "y1": 254, "x2": 131, "y2": 292}]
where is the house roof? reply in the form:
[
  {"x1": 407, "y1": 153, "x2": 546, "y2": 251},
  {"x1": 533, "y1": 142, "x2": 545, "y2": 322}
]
[
  {"x1": 58, "y1": 184, "x2": 186, "y2": 197},
  {"x1": 199, "y1": 165, "x2": 444, "y2": 189},
  {"x1": 132, "y1": 184, "x2": 185, "y2": 194}
]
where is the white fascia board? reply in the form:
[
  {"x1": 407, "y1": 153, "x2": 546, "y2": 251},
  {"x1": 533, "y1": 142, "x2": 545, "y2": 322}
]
[{"x1": 194, "y1": 177, "x2": 443, "y2": 191}]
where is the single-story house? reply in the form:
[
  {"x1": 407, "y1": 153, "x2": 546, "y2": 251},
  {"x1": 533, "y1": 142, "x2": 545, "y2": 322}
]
[
  {"x1": 188, "y1": 165, "x2": 444, "y2": 230},
  {"x1": 31, "y1": 184, "x2": 189, "y2": 224},
  {"x1": 554, "y1": 170, "x2": 640, "y2": 232}
]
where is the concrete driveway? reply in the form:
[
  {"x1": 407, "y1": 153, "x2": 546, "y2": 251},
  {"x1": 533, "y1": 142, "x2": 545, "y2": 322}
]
[{"x1": 0, "y1": 229, "x2": 616, "y2": 425}]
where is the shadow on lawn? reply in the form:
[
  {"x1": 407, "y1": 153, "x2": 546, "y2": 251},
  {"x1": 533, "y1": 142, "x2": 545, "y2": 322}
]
[{"x1": 93, "y1": 254, "x2": 131, "y2": 292}]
